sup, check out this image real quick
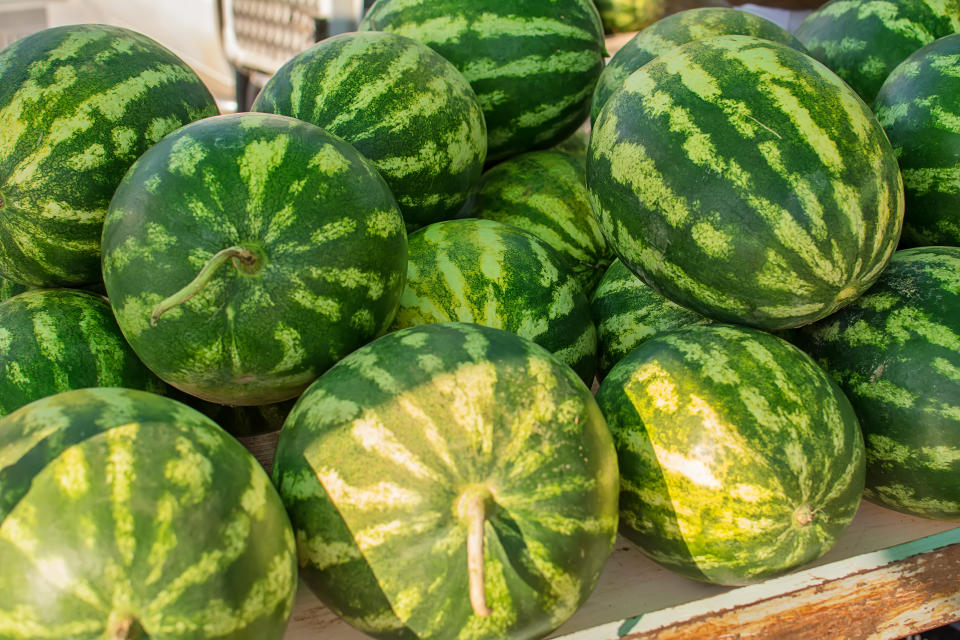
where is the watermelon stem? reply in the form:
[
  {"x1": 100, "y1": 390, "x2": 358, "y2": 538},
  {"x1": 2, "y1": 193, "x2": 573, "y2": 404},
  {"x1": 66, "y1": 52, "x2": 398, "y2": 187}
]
[
  {"x1": 150, "y1": 246, "x2": 259, "y2": 326},
  {"x1": 458, "y1": 487, "x2": 493, "y2": 618},
  {"x1": 109, "y1": 615, "x2": 145, "y2": 639}
]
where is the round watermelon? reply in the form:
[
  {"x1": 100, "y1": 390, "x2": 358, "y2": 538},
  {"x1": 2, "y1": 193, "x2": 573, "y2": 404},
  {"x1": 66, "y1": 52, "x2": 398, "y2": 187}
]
[
  {"x1": 0, "y1": 288, "x2": 165, "y2": 417},
  {"x1": 360, "y1": 0, "x2": 607, "y2": 162},
  {"x1": 273, "y1": 322, "x2": 618, "y2": 639},
  {"x1": 588, "y1": 35, "x2": 904, "y2": 330},
  {"x1": 0, "y1": 24, "x2": 219, "y2": 287},
  {"x1": 0, "y1": 387, "x2": 298, "y2": 638},
  {"x1": 101, "y1": 112, "x2": 407, "y2": 406},
  {"x1": 590, "y1": 8, "x2": 808, "y2": 124},
  {"x1": 790, "y1": 246, "x2": 960, "y2": 520},
  {"x1": 596, "y1": 323, "x2": 865, "y2": 585},
  {"x1": 252, "y1": 30, "x2": 486, "y2": 232},
  {"x1": 594, "y1": 0, "x2": 666, "y2": 34},
  {"x1": 794, "y1": 0, "x2": 960, "y2": 104},
  {"x1": 873, "y1": 34, "x2": 960, "y2": 247},
  {"x1": 467, "y1": 150, "x2": 612, "y2": 294},
  {"x1": 392, "y1": 218, "x2": 598, "y2": 383}
]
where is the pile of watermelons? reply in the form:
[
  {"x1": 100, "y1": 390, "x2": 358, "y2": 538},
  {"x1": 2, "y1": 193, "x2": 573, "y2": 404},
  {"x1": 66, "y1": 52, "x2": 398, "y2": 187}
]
[{"x1": 0, "y1": 0, "x2": 958, "y2": 637}]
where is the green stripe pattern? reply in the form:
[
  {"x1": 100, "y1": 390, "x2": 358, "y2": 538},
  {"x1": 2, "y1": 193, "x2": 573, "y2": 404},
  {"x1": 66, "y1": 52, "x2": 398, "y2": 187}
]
[
  {"x1": 790, "y1": 247, "x2": 960, "y2": 520},
  {"x1": 795, "y1": 0, "x2": 960, "y2": 104},
  {"x1": 0, "y1": 387, "x2": 297, "y2": 638},
  {"x1": 594, "y1": 0, "x2": 666, "y2": 34},
  {"x1": 0, "y1": 289, "x2": 165, "y2": 417},
  {"x1": 597, "y1": 324, "x2": 865, "y2": 585},
  {"x1": 360, "y1": 0, "x2": 607, "y2": 162},
  {"x1": 101, "y1": 113, "x2": 407, "y2": 406},
  {"x1": 587, "y1": 35, "x2": 904, "y2": 330},
  {"x1": 0, "y1": 278, "x2": 27, "y2": 303},
  {"x1": 273, "y1": 322, "x2": 618, "y2": 640},
  {"x1": 466, "y1": 150, "x2": 611, "y2": 294},
  {"x1": 0, "y1": 24, "x2": 218, "y2": 287},
  {"x1": 590, "y1": 259, "x2": 710, "y2": 378},
  {"x1": 591, "y1": 8, "x2": 808, "y2": 123},
  {"x1": 391, "y1": 218, "x2": 598, "y2": 383},
  {"x1": 873, "y1": 33, "x2": 960, "y2": 247},
  {"x1": 252, "y1": 31, "x2": 486, "y2": 232}
]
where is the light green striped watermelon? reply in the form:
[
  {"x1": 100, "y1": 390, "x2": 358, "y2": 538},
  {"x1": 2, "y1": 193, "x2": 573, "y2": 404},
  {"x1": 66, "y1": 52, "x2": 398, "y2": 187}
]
[
  {"x1": 873, "y1": 34, "x2": 960, "y2": 247},
  {"x1": 588, "y1": 35, "x2": 904, "y2": 330},
  {"x1": 596, "y1": 324, "x2": 865, "y2": 585},
  {"x1": 0, "y1": 387, "x2": 298, "y2": 638},
  {"x1": 790, "y1": 247, "x2": 960, "y2": 520},
  {"x1": 590, "y1": 259, "x2": 710, "y2": 378},
  {"x1": 392, "y1": 218, "x2": 598, "y2": 383},
  {"x1": 0, "y1": 288, "x2": 165, "y2": 417},
  {"x1": 360, "y1": 0, "x2": 607, "y2": 162},
  {"x1": 101, "y1": 112, "x2": 407, "y2": 406},
  {"x1": 590, "y1": 8, "x2": 808, "y2": 123},
  {"x1": 252, "y1": 31, "x2": 486, "y2": 231},
  {"x1": 466, "y1": 150, "x2": 611, "y2": 293},
  {"x1": 0, "y1": 277, "x2": 27, "y2": 302},
  {"x1": 795, "y1": 0, "x2": 960, "y2": 104},
  {"x1": 594, "y1": 0, "x2": 666, "y2": 34},
  {"x1": 0, "y1": 24, "x2": 219, "y2": 287},
  {"x1": 273, "y1": 322, "x2": 618, "y2": 640}
]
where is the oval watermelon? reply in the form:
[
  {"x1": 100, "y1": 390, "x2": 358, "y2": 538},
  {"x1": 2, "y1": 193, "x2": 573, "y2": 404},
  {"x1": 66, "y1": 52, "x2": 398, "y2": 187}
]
[
  {"x1": 596, "y1": 323, "x2": 865, "y2": 585},
  {"x1": 588, "y1": 34, "x2": 904, "y2": 330},
  {"x1": 0, "y1": 387, "x2": 298, "y2": 638},
  {"x1": 0, "y1": 277, "x2": 27, "y2": 303},
  {"x1": 594, "y1": 0, "x2": 666, "y2": 34},
  {"x1": 101, "y1": 112, "x2": 407, "y2": 406},
  {"x1": 0, "y1": 24, "x2": 218, "y2": 287},
  {"x1": 273, "y1": 322, "x2": 618, "y2": 639},
  {"x1": 252, "y1": 30, "x2": 486, "y2": 232}
]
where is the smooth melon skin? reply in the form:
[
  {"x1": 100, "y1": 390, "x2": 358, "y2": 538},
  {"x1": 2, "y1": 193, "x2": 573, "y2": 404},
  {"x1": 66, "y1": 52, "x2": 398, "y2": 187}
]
[
  {"x1": 597, "y1": 324, "x2": 865, "y2": 586},
  {"x1": 873, "y1": 34, "x2": 960, "y2": 247},
  {"x1": 102, "y1": 112, "x2": 407, "y2": 406},
  {"x1": 0, "y1": 387, "x2": 298, "y2": 639},
  {"x1": 588, "y1": 34, "x2": 904, "y2": 331},
  {"x1": 790, "y1": 247, "x2": 960, "y2": 520},
  {"x1": 273, "y1": 322, "x2": 619, "y2": 640},
  {"x1": 0, "y1": 24, "x2": 219, "y2": 287}
]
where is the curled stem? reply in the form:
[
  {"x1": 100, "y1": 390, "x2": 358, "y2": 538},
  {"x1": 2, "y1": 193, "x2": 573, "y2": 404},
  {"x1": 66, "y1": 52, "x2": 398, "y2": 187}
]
[{"x1": 460, "y1": 488, "x2": 493, "y2": 618}]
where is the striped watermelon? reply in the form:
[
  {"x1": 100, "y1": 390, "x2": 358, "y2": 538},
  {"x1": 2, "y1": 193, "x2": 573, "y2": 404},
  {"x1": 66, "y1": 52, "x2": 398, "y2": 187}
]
[
  {"x1": 795, "y1": 0, "x2": 960, "y2": 104},
  {"x1": 0, "y1": 278, "x2": 27, "y2": 302},
  {"x1": 466, "y1": 150, "x2": 612, "y2": 294},
  {"x1": 588, "y1": 35, "x2": 904, "y2": 330},
  {"x1": 873, "y1": 34, "x2": 960, "y2": 247},
  {"x1": 252, "y1": 31, "x2": 486, "y2": 231},
  {"x1": 392, "y1": 218, "x2": 598, "y2": 383},
  {"x1": 360, "y1": 0, "x2": 607, "y2": 162},
  {"x1": 591, "y1": 8, "x2": 808, "y2": 124},
  {"x1": 0, "y1": 24, "x2": 218, "y2": 287},
  {"x1": 790, "y1": 247, "x2": 960, "y2": 520},
  {"x1": 554, "y1": 128, "x2": 590, "y2": 156},
  {"x1": 101, "y1": 113, "x2": 407, "y2": 406},
  {"x1": 0, "y1": 387, "x2": 298, "y2": 638},
  {"x1": 273, "y1": 322, "x2": 618, "y2": 639},
  {"x1": 0, "y1": 288, "x2": 165, "y2": 417},
  {"x1": 596, "y1": 324, "x2": 865, "y2": 585},
  {"x1": 594, "y1": 0, "x2": 666, "y2": 34},
  {"x1": 591, "y1": 259, "x2": 710, "y2": 378}
]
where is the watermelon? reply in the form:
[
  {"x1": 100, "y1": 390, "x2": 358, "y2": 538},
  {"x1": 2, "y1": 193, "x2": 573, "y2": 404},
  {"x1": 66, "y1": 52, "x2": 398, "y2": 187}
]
[
  {"x1": 594, "y1": 0, "x2": 666, "y2": 34},
  {"x1": 873, "y1": 34, "x2": 960, "y2": 247},
  {"x1": 101, "y1": 112, "x2": 407, "y2": 406},
  {"x1": 360, "y1": 0, "x2": 607, "y2": 162},
  {"x1": 596, "y1": 323, "x2": 865, "y2": 586},
  {"x1": 794, "y1": 0, "x2": 960, "y2": 104},
  {"x1": 0, "y1": 24, "x2": 218, "y2": 287},
  {"x1": 590, "y1": 258, "x2": 710, "y2": 378},
  {"x1": 252, "y1": 31, "x2": 486, "y2": 232},
  {"x1": 790, "y1": 247, "x2": 960, "y2": 520},
  {"x1": 588, "y1": 35, "x2": 904, "y2": 331},
  {"x1": 0, "y1": 277, "x2": 27, "y2": 302},
  {"x1": 273, "y1": 321, "x2": 618, "y2": 639},
  {"x1": 0, "y1": 387, "x2": 298, "y2": 638},
  {"x1": 391, "y1": 218, "x2": 598, "y2": 383},
  {"x1": 553, "y1": 128, "x2": 590, "y2": 156},
  {"x1": 466, "y1": 150, "x2": 612, "y2": 294},
  {"x1": 0, "y1": 288, "x2": 165, "y2": 417},
  {"x1": 590, "y1": 8, "x2": 808, "y2": 124}
]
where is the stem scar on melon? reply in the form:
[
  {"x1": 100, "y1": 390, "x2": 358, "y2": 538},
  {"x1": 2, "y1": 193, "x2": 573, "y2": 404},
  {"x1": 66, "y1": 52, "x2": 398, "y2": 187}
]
[
  {"x1": 456, "y1": 485, "x2": 494, "y2": 618},
  {"x1": 108, "y1": 614, "x2": 145, "y2": 640},
  {"x1": 150, "y1": 245, "x2": 261, "y2": 326}
]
